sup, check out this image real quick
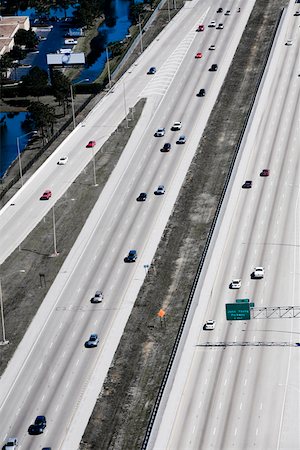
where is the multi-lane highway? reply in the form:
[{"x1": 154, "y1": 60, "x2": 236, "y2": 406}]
[
  {"x1": 0, "y1": 1, "x2": 258, "y2": 449},
  {"x1": 149, "y1": 2, "x2": 300, "y2": 449}
]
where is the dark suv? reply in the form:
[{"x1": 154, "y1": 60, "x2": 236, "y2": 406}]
[
  {"x1": 242, "y1": 180, "x2": 252, "y2": 188},
  {"x1": 197, "y1": 88, "x2": 206, "y2": 97},
  {"x1": 161, "y1": 143, "x2": 171, "y2": 152},
  {"x1": 124, "y1": 250, "x2": 138, "y2": 262},
  {"x1": 136, "y1": 192, "x2": 147, "y2": 201},
  {"x1": 28, "y1": 416, "x2": 47, "y2": 435},
  {"x1": 210, "y1": 64, "x2": 218, "y2": 71}
]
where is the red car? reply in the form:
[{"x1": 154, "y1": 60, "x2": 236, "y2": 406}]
[
  {"x1": 40, "y1": 190, "x2": 52, "y2": 200},
  {"x1": 195, "y1": 52, "x2": 203, "y2": 59},
  {"x1": 260, "y1": 169, "x2": 270, "y2": 177},
  {"x1": 86, "y1": 140, "x2": 96, "y2": 148},
  {"x1": 196, "y1": 24, "x2": 204, "y2": 31}
]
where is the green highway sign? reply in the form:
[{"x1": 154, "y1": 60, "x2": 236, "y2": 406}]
[
  {"x1": 236, "y1": 298, "x2": 250, "y2": 304},
  {"x1": 226, "y1": 303, "x2": 251, "y2": 320}
]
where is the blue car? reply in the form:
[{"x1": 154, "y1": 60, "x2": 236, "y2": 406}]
[{"x1": 147, "y1": 66, "x2": 156, "y2": 74}]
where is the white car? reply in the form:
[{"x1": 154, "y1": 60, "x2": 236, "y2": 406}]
[
  {"x1": 209, "y1": 44, "x2": 216, "y2": 50},
  {"x1": 155, "y1": 185, "x2": 165, "y2": 195},
  {"x1": 171, "y1": 121, "x2": 182, "y2": 131},
  {"x1": 204, "y1": 320, "x2": 216, "y2": 330},
  {"x1": 253, "y1": 267, "x2": 264, "y2": 279},
  {"x1": 230, "y1": 279, "x2": 241, "y2": 289},
  {"x1": 225, "y1": 10, "x2": 231, "y2": 15},
  {"x1": 57, "y1": 156, "x2": 68, "y2": 165},
  {"x1": 285, "y1": 39, "x2": 293, "y2": 46},
  {"x1": 209, "y1": 20, "x2": 216, "y2": 27},
  {"x1": 216, "y1": 23, "x2": 224, "y2": 29},
  {"x1": 4, "y1": 438, "x2": 18, "y2": 450},
  {"x1": 155, "y1": 128, "x2": 165, "y2": 137}
]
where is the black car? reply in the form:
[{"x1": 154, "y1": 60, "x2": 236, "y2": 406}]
[
  {"x1": 124, "y1": 250, "x2": 138, "y2": 262},
  {"x1": 28, "y1": 416, "x2": 46, "y2": 435},
  {"x1": 137, "y1": 192, "x2": 147, "y2": 201},
  {"x1": 197, "y1": 88, "x2": 206, "y2": 97},
  {"x1": 209, "y1": 64, "x2": 218, "y2": 71},
  {"x1": 217, "y1": 7, "x2": 223, "y2": 13},
  {"x1": 242, "y1": 180, "x2": 252, "y2": 188},
  {"x1": 147, "y1": 66, "x2": 156, "y2": 74},
  {"x1": 161, "y1": 143, "x2": 171, "y2": 152}
]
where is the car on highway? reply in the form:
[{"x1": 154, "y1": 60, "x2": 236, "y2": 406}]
[
  {"x1": 217, "y1": 7, "x2": 223, "y2": 13},
  {"x1": 171, "y1": 121, "x2": 182, "y2": 130},
  {"x1": 230, "y1": 279, "x2": 241, "y2": 289},
  {"x1": 242, "y1": 180, "x2": 252, "y2": 188},
  {"x1": 4, "y1": 438, "x2": 18, "y2": 449},
  {"x1": 195, "y1": 52, "x2": 203, "y2": 58},
  {"x1": 203, "y1": 320, "x2": 216, "y2": 330},
  {"x1": 260, "y1": 169, "x2": 270, "y2": 177},
  {"x1": 294, "y1": 11, "x2": 300, "y2": 16},
  {"x1": 136, "y1": 192, "x2": 148, "y2": 201},
  {"x1": 196, "y1": 24, "x2": 204, "y2": 31},
  {"x1": 124, "y1": 249, "x2": 138, "y2": 262},
  {"x1": 154, "y1": 185, "x2": 165, "y2": 195},
  {"x1": 90, "y1": 290, "x2": 103, "y2": 303},
  {"x1": 155, "y1": 128, "x2": 165, "y2": 137},
  {"x1": 57, "y1": 156, "x2": 68, "y2": 165},
  {"x1": 176, "y1": 135, "x2": 186, "y2": 144},
  {"x1": 208, "y1": 20, "x2": 216, "y2": 27},
  {"x1": 252, "y1": 267, "x2": 264, "y2": 279},
  {"x1": 147, "y1": 66, "x2": 156, "y2": 74},
  {"x1": 209, "y1": 44, "x2": 216, "y2": 50},
  {"x1": 28, "y1": 416, "x2": 47, "y2": 435},
  {"x1": 285, "y1": 39, "x2": 293, "y2": 46},
  {"x1": 216, "y1": 23, "x2": 224, "y2": 29},
  {"x1": 161, "y1": 142, "x2": 171, "y2": 152},
  {"x1": 86, "y1": 140, "x2": 96, "y2": 148},
  {"x1": 209, "y1": 64, "x2": 218, "y2": 71},
  {"x1": 40, "y1": 190, "x2": 52, "y2": 200},
  {"x1": 85, "y1": 333, "x2": 99, "y2": 347},
  {"x1": 225, "y1": 10, "x2": 231, "y2": 15},
  {"x1": 197, "y1": 88, "x2": 206, "y2": 97}
]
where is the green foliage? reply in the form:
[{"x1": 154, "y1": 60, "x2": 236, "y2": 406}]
[
  {"x1": 28, "y1": 100, "x2": 56, "y2": 137},
  {"x1": 51, "y1": 70, "x2": 70, "y2": 114},
  {"x1": 73, "y1": 0, "x2": 104, "y2": 27},
  {"x1": 108, "y1": 41, "x2": 124, "y2": 58},
  {"x1": 128, "y1": 3, "x2": 145, "y2": 25},
  {"x1": 20, "y1": 66, "x2": 48, "y2": 98},
  {"x1": 14, "y1": 28, "x2": 39, "y2": 49}
]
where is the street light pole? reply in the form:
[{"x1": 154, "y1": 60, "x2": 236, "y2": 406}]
[
  {"x1": 52, "y1": 206, "x2": 59, "y2": 257},
  {"x1": 0, "y1": 270, "x2": 25, "y2": 345},
  {"x1": 70, "y1": 78, "x2": 90, "y2": 130},
  {"x1": 16, "y1": 131, "x2": 37, "y2": 187},
  {"x1": 92, "y1": 145, "x2": 98, "y2": 187},
  {"x1": 106, "y1": 47, "x2": 112, "y2": 89},
  {"x1": 138, "y1": 15, "x2": 143, "y2": 53},
  {"x1": 16, "y1": 136, "x2": 24, "y2": 187},
  {"x1": 123, "y1": 81, "x2": 129, "y2": 128}
]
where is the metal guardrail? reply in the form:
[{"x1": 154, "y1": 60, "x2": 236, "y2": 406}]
[{"x1": 140, "y1": 8, "x2": 284, "y2": 450}]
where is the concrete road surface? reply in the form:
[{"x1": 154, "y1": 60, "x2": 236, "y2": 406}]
[
  {"x1": 149, "y1": 2, "x2": 300, "y2": 449},
  {"x1": 0, "y1": 1, "x2": 256, "y2": 449}
]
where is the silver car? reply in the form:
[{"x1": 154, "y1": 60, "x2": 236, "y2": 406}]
[
  {"x1": 85, "y1": 333, "x2": 99, "y2": 348},
  {"x1": 4, "y1": 438, "x2": 18, "y2": 450},
  {"x1": 90, "y1": 290, "x2": 103, "y2": 303},
  {"x1": 155, "y1": 185, "x2": 165, "y2": 195}
]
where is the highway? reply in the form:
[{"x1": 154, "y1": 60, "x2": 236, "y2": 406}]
[
  {"x1": 0, "y1": 1, "x2": 257, "y2": 449},
  {"x1": 149, "y1": 2, "x2": 300, "y2": 449}
]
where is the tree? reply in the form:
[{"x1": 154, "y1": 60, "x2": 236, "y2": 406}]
[
  {"x1": 0, "y1": 54, "x2": 13, "y2": 81},
  {"x1": 73, "y1": 0, "x2": 104, "y2": 27},
  {"x1": 28, "y1": 101, "x2": 56, "y2": 140},
  {"x1": 129, "y1": 4, "x2": 145, "y2": 25},
  {"x1": 51, "y1": 70, "x2": 70, "y2": 115},
  {"x1": 20, "y1": 67, "x2": 48, "y2": 99},
  {"x1": 14, "y1": 28, "x2": 39, "y2": 49}
]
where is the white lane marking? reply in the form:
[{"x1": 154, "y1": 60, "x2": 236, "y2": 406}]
[
  {"x1": 234, "y1": 428, "x2": 238, "y2": 436},
  {"x1": 248, "y1": 357, "x2": 252, "y2": 364},
  {"x1": 59, "y1": 322, "x2": 63, "y2": 329},
  {"x1": 38, "y1": 362, "x2": 43, "y2": 370},
  {"x1": 76, "y1": 359, "x2": 79, "y2": 366},
  {"x1": 244, "y1": 379, "x2": 247, "y2": 386},
  {"x1": 219, "y1": 402, "x2": 222, "y2": 410},
  {"x1": 240, "y1": 402, "x2": 243, "y2": 410},
  {"x1": 260, "y1": 402, "x2": 263, "y2": 410},
  {"x1": 192, "y1": 425, "x2": 196, "y2": 434},
  {"x1": 224, "y1": 379, "x2": 227, "y2": 386},
  {"x1": 49, "y1": 341, "x2": 53, "y2": 348},
  {"x1": 213, "y1": 427, "x2": 217, "y2": 435},
  {"x1": 256, "y1": 428, "x2": 259, "y2": 436}
]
